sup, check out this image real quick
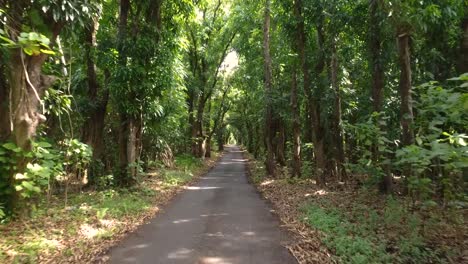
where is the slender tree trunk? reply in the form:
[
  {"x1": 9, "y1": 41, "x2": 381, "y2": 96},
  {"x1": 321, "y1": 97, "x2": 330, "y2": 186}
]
[
  {"x1": 188, "y1": 92, "x2": 198, "y2": 156},
  {"x1": 369, "y1": 0, "x2": 384, "y2": 114},
  {"x1": 369, "y1": 0, "x2": 385, "y2": 164},
  {"x1": 397, "y1": 29, "x2": 414, "y2": 147},
  {"x1": 275, "y1": 120, "x2": 286, "y2": 166},
  {"x1": 246, "y1": 120, "x2": 254, "y2": 153},
  {"x1": 217, "y1": 126, "x2": 224, "y2": 151},
  {"x1": 370, "y1": 0, "x2": 392, "y2": 193},
  {"x1": 116, "y1": 0, "x2": 134, "y2": 185},
  {"x1": 397, "y1": 28, "x2": 414, "y2": 192},
  {"x1": 82, "y1": 20, "x2": 109, "y2": 163},
  {"x1": 330, "y1": 40, "x2": 346, "y2": 182},
  {"x1": 0, "y1": 52, "x2": 9, "y2": 141},
  {"x1": 263, "y1": 0, "x2": 276, "y2": 177},
  {"x1": 294, "y1": 0, "x2": 326, "y2": 184},
  {"x1": 204, "y1": 100, "x2": 212, "y2": 158},
  {"x1": 458, "y1": 15, "x2": 468, "y2": 74},
  {"x1": 196, "y1": 94, "x2": 206, "y2": 158},
  {"x1": 291, "y1": 69, "x2": 301, "y2": 178}
]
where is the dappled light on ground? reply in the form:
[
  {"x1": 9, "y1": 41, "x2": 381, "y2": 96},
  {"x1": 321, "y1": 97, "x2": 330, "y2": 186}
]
[
  {"x1": 167, "y1": 248, "x2": 194, "y2": 259},
  {"x1": 184, "y1": 186, "x2": 222, "y2": 190},
  {"x1": 260, "y1": 179, "x2": 275, "y2": 186},
  {"x1": 198, "y1": 257, "x2": 233, "y2": 264}
]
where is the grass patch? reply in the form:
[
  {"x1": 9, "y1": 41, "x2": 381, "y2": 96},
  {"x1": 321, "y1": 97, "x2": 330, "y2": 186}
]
[{"x1": 175, "y1": 154, "x2": 203, "y2": 170}]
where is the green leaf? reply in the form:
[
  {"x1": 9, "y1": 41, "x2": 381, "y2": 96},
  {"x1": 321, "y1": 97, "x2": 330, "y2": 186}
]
[
  {"x1": 0, "y1": 35, "x2": 15, "y2": 45},
  {"x1": 14, "y1": 173, "x2": 28, "y2": 180},
  {"x1": 2, "y1": 142, "x2": 17, "y2": 150},
  {"x1": 40, "y1": 49, "x2": 55, "y2": 55},
  {"x1": 21, "y1": 181, "x2": 35, "y2": 191},
  {"x1": 36, "y1": 141, "x2": 52, "y2": 148}
]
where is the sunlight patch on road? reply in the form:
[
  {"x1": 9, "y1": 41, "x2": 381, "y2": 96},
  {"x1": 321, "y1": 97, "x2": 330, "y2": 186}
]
[
  {"x1": 198, "y1": 257, "x2": 233, "y2": 264},
  {"x1": 173, "y1": 218, "x2": 196, "y2": 224},
  {"x1": 167, "y1": 248, "x2": 194, "y2": 259},
  {"x1": 185, "y1": 186, "x2": 221, "y2": 190},
  {"x1": 200, "y1": 213, "x2": 228, "y2": 217},
  {"x1": 131, "y1": 244, "x2": 149, "y2": 249},
  {"x1": 204, "y1": 232, "x2": 224, "y2": 237},
  {"x1": 231, "y1": 159, "x2": 247, "y2": 162}
]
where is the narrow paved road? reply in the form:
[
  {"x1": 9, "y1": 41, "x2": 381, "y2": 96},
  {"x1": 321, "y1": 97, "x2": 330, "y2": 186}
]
[{"x1": 109, "y1": 146, "x2": 296, "y2": 264}]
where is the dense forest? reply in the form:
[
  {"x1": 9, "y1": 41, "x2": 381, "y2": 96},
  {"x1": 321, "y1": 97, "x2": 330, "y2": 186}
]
[{"x1": 0, "y1": 0, "x2": 467, "y2": 263}]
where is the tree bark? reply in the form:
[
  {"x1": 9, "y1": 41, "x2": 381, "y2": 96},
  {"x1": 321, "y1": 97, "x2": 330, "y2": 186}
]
[
  {"x1": 369, "y1": 0, "x2": 392, "y2": 193},
  {"x1": 458, "y1": 15, "x2": 468, "y2": 74},
  {"x1": 294, "y1": 0, "x2": 326, "y2": 184},
  {"x1": 369, "y1": 0, "x2": 384, "y2": 114},
  {"x1": 397, "y1": 29, "x2": 414, "y2": 147},
  {"x1": 82, "y1": 19, "x2": 109, "y2": 163},
  {"x1": 263, "y1": 0, "x2": 276, "y2": 177},
  {"x1": 369, "y1": 0, "x2": 385, "y2": 166},
  {"x1": 0, "y1": 52, "x2": 9, "y2": 141},
  {"x1": 291, "y1": 69, "x2": 301, "y2": 178},
  {"x1": 116, "y1": 0, "x2": 136, "y2": 185},
  {"x1": 275, "y1": 119, "x2": 286, "y2": 166},
  {"x1": 4, "y1": 0, "x2": 62, "y2": 212},
  {"x1": 330, "y1": 40, "x2": 346, "y2": 182}
]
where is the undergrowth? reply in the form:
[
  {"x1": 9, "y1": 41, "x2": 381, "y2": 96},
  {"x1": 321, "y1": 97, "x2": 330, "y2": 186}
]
[{"x1": 303, "y1": 198, "x2": 459, "y2": 264}]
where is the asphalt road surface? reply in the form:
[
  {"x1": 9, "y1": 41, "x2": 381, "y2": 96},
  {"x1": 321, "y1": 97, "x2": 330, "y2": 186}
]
[{"x1": 109, "y1": 146, "x2": 296, "y2": 264}]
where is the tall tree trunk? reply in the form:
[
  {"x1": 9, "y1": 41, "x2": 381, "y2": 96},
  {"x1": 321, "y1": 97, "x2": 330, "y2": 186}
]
[
  {"x1": 291, "y1": 69, "x2": 301, "y2": 178},
  {"x1": 82, "y1": 20, "x2": 109, "y2": 164},
  {"x1": 217, "y1": 126, "x2": 225, "y2": 151},
  {"x1": 458, "y1": 15, "x2": 468, "y2": 74},
  {"x1": 4, "y1": 1, "x2": 62, "y2": 213},
  {"x1": 263, "y1": 0, "x2": 276, "y2": 177},
  {"x1": 196, "y1": 94, "x2": 207, "y2": 158},
  {"x1": 276, "y1": 119, "x2": 286, "y2": 166},
  {"x1": 188, "y1": 91, "x2": 198, "y2": 156},
  {"x1": 116, "y1": 0, "x2": 134, "y2": 185},
  {"x1": 0, "y1": 51, "x2": 9, "y2": 141},
  {"x1": 294, "y1": 0, "x2": 326, "y2": 184},
  {"x1": 331, "y1": 40, "x2": 346, "y2": 182},
  {"x1": 246, "y1": 119, "x2": 254, "y2": 153},
  {"x1": 369, "y1": 0, "x2": 385, "y2": 164},
  {"x1": 312, "y1": 24, "x2": 327, "y2": 186},
  {"x1": 370, "y1": 0, "x2": 392, "y2": 193},
  {"x1": 369, "y1": 0, "x2": 384, "y2": 114},
  {"x1": 397, "y1": 29, "x2": 414, "y2": 147},
  {"x1": 397, "y1": 28, "x2": 414, "y2": 190}
]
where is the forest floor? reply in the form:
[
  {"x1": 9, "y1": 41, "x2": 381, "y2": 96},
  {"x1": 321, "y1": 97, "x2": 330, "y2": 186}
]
[
  {"x1": 0, "y1": 153, "x2": 221, "y2": 263},
  {"x1": 245, "y1": 152, "x2": 467, "y2": 264}
]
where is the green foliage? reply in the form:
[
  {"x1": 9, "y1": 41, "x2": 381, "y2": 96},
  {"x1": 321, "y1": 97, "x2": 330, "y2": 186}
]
[
  {"x1": 395, "y1": 77, "x2": 468, "y2": 203},
  {"x1": 303, "y1": 198, "x2": 443, "y2": 263},
  {"x1": 344, "y1": 112, "x2": 392, "y2": 185},
  {"x1": 0, "y1": 139, "x2": 91, "y2": 217},
  {"x1": 175, "y1": 154, "x2": 203, "y2": 171}
]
